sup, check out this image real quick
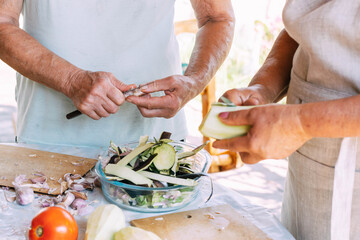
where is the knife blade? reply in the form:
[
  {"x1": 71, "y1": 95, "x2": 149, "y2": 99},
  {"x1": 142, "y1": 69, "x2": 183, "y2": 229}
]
[{"x1": 65, "y1": 87, "x2": 145, "y2": 120}]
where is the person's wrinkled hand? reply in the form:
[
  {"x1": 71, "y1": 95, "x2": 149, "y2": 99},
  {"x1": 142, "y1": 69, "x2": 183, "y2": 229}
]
[
  {"x1": 212, "y1": 104, "x2": 311, "y2": 164},
  {"x1": 220, "y1": 84, "x2": 274, "y2": 106},
  {"x1": 126, "y1": 75, "x2": 196, "y2": 118},
  {"x1": 66, "y1": 71, "x2": 136, "y2": 120}
]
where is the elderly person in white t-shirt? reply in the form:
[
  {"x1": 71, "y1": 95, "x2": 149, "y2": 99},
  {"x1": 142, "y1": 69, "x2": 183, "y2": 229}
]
[
  {"x1": 214, "y1": 1, "x2": 360, "y2": 239},
  {"x1": 0, "y1": 0, "x2": 234, "y2": 147}
]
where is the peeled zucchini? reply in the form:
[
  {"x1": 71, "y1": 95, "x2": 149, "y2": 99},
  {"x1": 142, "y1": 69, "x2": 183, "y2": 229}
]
[
  {"x1": 199, "y1": 102, "x2": 254, "y2": 139},
  {"x1": 153, "y1": 143, "x2": 176, "y2": 171}
]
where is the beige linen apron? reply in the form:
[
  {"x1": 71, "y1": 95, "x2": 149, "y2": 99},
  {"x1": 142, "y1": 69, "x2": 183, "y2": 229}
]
[{"x1": 282, "y1": 1, "x2": 360, "y2": 239}]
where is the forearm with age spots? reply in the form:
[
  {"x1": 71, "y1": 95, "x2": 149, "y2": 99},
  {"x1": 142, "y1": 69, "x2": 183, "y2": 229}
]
[
  {"x1": 0, "y1": 22, "x2": 82, "y2": 97},
  {"x1": 299, "y1": 95, "x2": 360, "y2": 138},
  {"x1": 185, "y1": 0, "x2": 235, "y2": 99}
]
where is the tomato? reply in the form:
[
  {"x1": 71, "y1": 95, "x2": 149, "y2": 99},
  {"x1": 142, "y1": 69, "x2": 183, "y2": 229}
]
[{"x1": 29, "y1": 206, "x2": 78, "y2": 240}]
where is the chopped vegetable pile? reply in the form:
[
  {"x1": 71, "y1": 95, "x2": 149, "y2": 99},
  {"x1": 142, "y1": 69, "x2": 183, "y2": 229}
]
[
  {"x1": 100, "y1": 132, "x2": 212, "y2": 209},
  {"x1": 104, "y1": 132, "x2": 208, "y2": 187}
]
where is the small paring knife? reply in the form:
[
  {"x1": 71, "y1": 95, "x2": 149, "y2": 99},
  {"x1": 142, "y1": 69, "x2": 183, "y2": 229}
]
[{"x1": 65, "y1": 87, "x2": 144, "y2": 120}]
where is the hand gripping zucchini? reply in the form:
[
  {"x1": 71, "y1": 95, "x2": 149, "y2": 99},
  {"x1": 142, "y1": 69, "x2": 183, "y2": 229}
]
[{"x1": 199, "y1": 102, "x2": 255, "y2": 139}]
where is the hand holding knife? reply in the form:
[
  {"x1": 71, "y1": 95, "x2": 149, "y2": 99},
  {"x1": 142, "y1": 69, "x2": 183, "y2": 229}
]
[{"x1": 66, "y1": 87, "x2": 144, "y2": 119}]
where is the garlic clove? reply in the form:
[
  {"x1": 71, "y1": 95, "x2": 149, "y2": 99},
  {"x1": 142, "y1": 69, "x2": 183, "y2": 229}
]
[
  {"x1": 69, "y1": 191, "x2": 88, "y2": 200},
  {"x1": 16, "y1": 187, "x2": 34, "y2": 205},
  {"x1": 78, "y1": 205, "x2": 95, "y2": 216},
  {"x1": 30, "y1": 176, "x2": 47, "y2": 184},
  {"x1": 70, "y1": 198, "x2": 87, "y2": 210},
  {"x1": 62, "y1": 192, "x2": 75, "y2": 207}
]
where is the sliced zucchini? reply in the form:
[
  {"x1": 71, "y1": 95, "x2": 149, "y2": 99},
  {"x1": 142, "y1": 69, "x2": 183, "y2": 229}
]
[
  {"x1": 137, "y1": 135, "x2": 149, "y2": 147},
  {"x1": 176, "y1": 141, "x2": 209, "y2": 160},
  {"x1": 117, "y1": 143, "x2": 155, "y2": 167},
  {"x1": 159, "y1": 139, "x2": 173, "y2": 144},
  {"x1": 139, "y1": 171, "x2": 196, "y2": 186},
  {"x1": 133, "y1": 154, "x2": 158, "y2": 172},
  {"x1": 110, "y1": 141, "x2": 121, "y2": 156},
  {"x1": 171, "y1": 155, "x2": 179, "y2": 175},
  {"x1": 105, "y1": 176, "x2": 124, "y2": 181},
  {"x1": 199, "y1": 103, "x2": 255, "y2": 139},
  {"x1": 152, "y1": 143, "x2": 176, "y2": 171},
  {"x1": 105, "y1": 164, "x2": 152, "y2": 186}
]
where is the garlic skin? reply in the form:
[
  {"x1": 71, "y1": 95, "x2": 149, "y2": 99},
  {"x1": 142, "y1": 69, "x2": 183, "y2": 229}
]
[
  {"x1": 30, "y1": 176, "x2": 47, "y2": 184},
  {"x1": 16, "y1": 187, "x2": 34, "y2": 205},
  {"x1": 62, "y1": 192, "x2": 75, "y2": 207},
  {"x1": 70, "y1": 198, "x2": 87, "y2": 210}
]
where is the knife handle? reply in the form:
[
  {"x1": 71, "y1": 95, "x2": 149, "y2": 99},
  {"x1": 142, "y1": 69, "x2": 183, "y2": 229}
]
[{"x1": 66, "y1": 110, "x2": 82, "y2": 119}]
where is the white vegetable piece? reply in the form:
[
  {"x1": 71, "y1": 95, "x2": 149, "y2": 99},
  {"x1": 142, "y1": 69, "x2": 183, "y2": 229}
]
[
  {"x1": 85, "y1": 204, "x2": 125, "y2": 240},
  {"x1": 137, "y1": 135, "x2": 149, "y2": 147},
  {"x1": 116, "y1": 143, "x2": 154, "y2": 167},
  {"x1": 139, "y1": 171, "x2": 197, "y2": 186},
  {"x1": 199, "y1": 103, "x2": 255, "y2": 139},
  {"x1": 105, "y1": 165, "x2": 153, "y2": 186}
]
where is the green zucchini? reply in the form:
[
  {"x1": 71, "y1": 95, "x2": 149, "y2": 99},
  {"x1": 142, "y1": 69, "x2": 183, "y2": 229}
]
[{"x1": 153, "y1": 143, "x2": 176, "y2": 171}]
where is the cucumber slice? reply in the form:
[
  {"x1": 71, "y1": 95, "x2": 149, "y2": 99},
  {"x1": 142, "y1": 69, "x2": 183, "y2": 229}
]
[
  {"x1": 139, "y1": 171, "x2": 197, "y2": 186},
  {"x1": 105, "y1": 164, "x2": 152, "y2": 186},
  {"x1": 199, "y1": 103, "x2": 255, "y2": 139},
  {"x1": 153, "y1": 143, "x2": 176, "y2": 171},
  {"x1": 117, "y1": 143, "x2": 155, "y2": 167}
]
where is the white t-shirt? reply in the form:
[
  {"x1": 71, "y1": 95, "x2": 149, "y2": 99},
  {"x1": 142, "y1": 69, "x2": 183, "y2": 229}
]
[{"x1": 16, "y1": 0, "x2": 188, "y2": 147}]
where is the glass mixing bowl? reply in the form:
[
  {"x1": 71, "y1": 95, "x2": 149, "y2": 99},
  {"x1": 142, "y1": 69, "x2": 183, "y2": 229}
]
[{"x1": 95, "y1": 141, "x2": 212, "y2": 213}]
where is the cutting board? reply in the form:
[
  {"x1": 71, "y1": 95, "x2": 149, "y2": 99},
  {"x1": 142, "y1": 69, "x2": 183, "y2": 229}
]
[
  {"x1": 0, "y1": 144, "x2": 97, "y2": 195},
  {"x1": 131, "y1": 204, "x2": 272, "y2": 240}
]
